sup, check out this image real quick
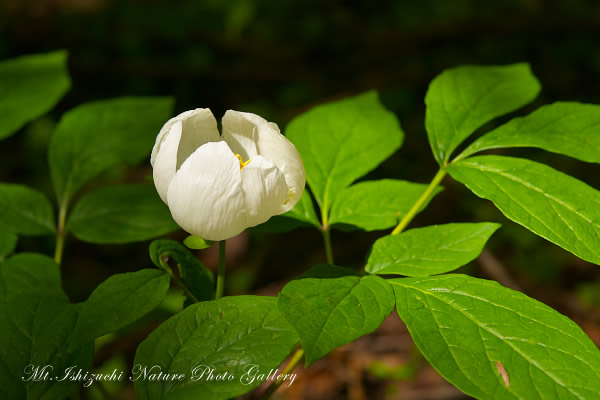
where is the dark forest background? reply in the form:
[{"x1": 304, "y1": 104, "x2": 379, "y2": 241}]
[{"x1": 2, "y1": 1, "x2": 600, "y2": 398}]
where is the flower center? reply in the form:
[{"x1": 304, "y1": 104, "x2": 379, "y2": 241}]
[{"x1": 234, "y1": 153, "x2": 251, "y2": 170}]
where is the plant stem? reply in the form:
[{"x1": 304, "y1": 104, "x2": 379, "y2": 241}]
[
  {"x1": 215, "y1": 240, "x2": 226, "y2": 299},
  {"x1": 391, "y1": 168, "x2": 447, "y2": 235},
  {"x1": 54, "y1": 200, "x2": 68, "y2": 265},
  {"x1": 261, "y1": 346, "x2": 305, "y2": 400},
  {"x1": 321, "y1": 227, "x2": 334, "y2": 264}
]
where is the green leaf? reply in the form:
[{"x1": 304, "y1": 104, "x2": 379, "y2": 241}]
[
  {"x1": 133, "y1": 296, "x2": 298, "y2": 400},
  {"x1": 447, "y1": 155, "x2": 600, "y2": 265},
  {"x1": 252, "y1": 191, "x2": 320, "y2": 233},
  {"x1": 283, "y1": 189, "x2": 320, "y2": 227},
  {"x1": 0, "y1": 183, "x2": 55, "y2": 235},
  {"x1": 68, "y1": 183, "x2": 178, "y2": 244},
  {"x1": 183, "y1": 235, "x2": 214, "y2": 250},
  {"x1": 278, "y1": 264, "x2": 395, "y2": 365},
  {"x1": 70, "y1": 269, "x2": 171, "y2": 347},
  {"x1": 329, "y1": 179, "x2": 443, "y2": 231},
  {"x1": 0, "y1": 253, "x2": 93, "y2": 400},
  {"x1": 0, "y1": 50, "x2": 70, "y2": 140},
  {"x1": 286, "y1": 91, "x2": 404, "y2": 219},
  {"x1": 391, "y1": 274, "x2": 600, "y2": 399},
  {"x1": 150, "y1": 239, "x2": 214, "y2": 303},
  {"x1": 458, "y1": 102, "x2": 600, "y2": 163},
  {"x1": 426, "y1": 63, "x2": 540, "y2": 165},
  {"x1": 27, "y1": 304, "x2": 95, "y2": 400},
  {"x1": 366, "y1": 223, "x2": 500, "y2": 276},
  {"x1": 0, "y1": 230, "x2": 17, "y2": 260},
  {"x1": 49, "y1": 96, "x2": 174, "y2": 204}
]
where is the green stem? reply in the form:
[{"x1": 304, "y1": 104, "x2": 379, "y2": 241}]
[
  {"x1": 215, "y1": 240, "x2": 226, "y2": 299},
  {"x1": 391, "y1": 168, "x2": 447, "y2": 235},
  {"x1": 54, "y1": 200, "x2": 68, "y2": 265},
  {"x1": 261, "y1": 346, "x2": 305, "y2": 399},
  {"x1": 321, "y1": 227, "x2": 334, "y2": 264}
]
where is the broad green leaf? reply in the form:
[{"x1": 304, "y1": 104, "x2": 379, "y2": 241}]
[
  {"x1": 283, "y1": 189, "x2": 320, "y2": 227},
  {"x1": 27, "y1": 304, "x2": 95, "y2": 400},
  {"x1": 329, "y1": 179, "x2": 443, "y2": 231},
  {"x1": 447, "y1": 155, "x2": 600, "y2": 265},
  {"x1": 49, "y1": 96, "x2": 174, "y2": 204},
  {"x1": 183, "y1": 235, "x2": 214, "y2": 250},
  {"x1": 0, "y1": 50, "x2": 70, "y2": 140},
  {"x1": 70, "y1": 269, "x2": 171, "y2": 347},
  {"x1": 253, "y1": 190, "x2": 320, "y2": 233},
  {"x1": 458, "y1": 102, "x2": 600, "y2": 163},
  {"x1": 0, "y1": 230, "x2": 17, "y2": 260},
  {"x1": 150, "y1": 239, "x2": 214, "y2": 304},
  {"x1": 68, "y1": 183, "x2": 178, "y2": 244},
  {"x1": 286, "y1": 91, "x2": 404, "y2": 218},
  {"x1": 133, "y1": 296, "x2": 298, "y2": 400},
  {"x1": 0, "y1": 183, "x2": 55, "y2": 235},
  {"x1": 0, "y1": 253, "x2": 93, "y2": 399},
  {"x1": 391, "y1": 274, "x2": 600, "y2": 399},
  {"x1": 278, "y1": 264, "x2": 395, "y2": 365},
  {"x1": 426, "y1": 63, "x2": 540, "y2": 165},
  {"x1": 366, "y1": 223, "x2": 500, "y2": 276}
]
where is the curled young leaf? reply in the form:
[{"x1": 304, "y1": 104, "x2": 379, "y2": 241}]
[{"x1": 150, "y1": 239, "x2": 214, "y2": 304}]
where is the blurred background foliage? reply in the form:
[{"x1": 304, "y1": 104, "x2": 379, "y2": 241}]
[{"x1": 2, "y1": 0, "x2": 600, "y2": 398}]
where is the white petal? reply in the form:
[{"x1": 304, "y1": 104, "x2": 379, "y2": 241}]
[
  {"x1": 175, "y1": 108, "x2": 221, "y2": 169},
  {"x1": 221, "y1": 110, "x2": 258, "y2": 160},
  {"x1": 240, "y1": 155, "x2": 288, "y2": 227},
  {"x1": 151, "y1": 108, "x2": 221, "y2": 204},
  {"x1": 152, "y1": 109, "x2": 192, "y2": 166},
  {"x1": 224, "y1": 110, "x2": 306, "y2": 213},
  {"x1": 151, "y1": 108, "x2": 220, "y2": 167},
  {"x1": 166, "y1": 141, "x2": 248, "y2": 241},
  {"x1": 152, "y1": 121, "x2": 182, "y2": 203}
]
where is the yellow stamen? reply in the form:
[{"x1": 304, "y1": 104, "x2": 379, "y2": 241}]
[{"x1": 234, "y1": 153, "x2": 251, "y2": 170}]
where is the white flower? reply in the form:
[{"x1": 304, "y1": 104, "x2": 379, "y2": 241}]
[{"x1": 151, "y1": 108, "x2": 306, "y2": 240}]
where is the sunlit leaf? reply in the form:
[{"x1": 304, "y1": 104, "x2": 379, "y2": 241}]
[
  {"x1": 448, "y1": 155, "x2": 600, "y2": 265},
  {"x1": 367, "y1": 223, "x2": 500, "y2": 276},
  {"x1": 426, "y1": 63, "x2": 540, "y2": 165},
  {"x1": 458, "y1": 102, "x2": 600, "y2": 163},
  {"x1": 278, "y1": 264, "x2": 394, "y2": 365},
  {"x1": 392, "y1": 274, "x2": 600, "y2": 399},
  {"x1": 286, "y1": 91, "x2": 404, "y2": 218},
  {"x1": 329, "y1": 179, "x2": 442, "y2": 231}
]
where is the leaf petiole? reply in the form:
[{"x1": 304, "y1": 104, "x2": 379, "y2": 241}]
[
  {"x1": 391, "y1": 168, "x2": 446, "y2": 235},
  {"x1": 54, "y1": 198, "x2": 68, "y2": 265},
  {"x1": 260, "y1": 345, "x2": 305, "y2": 400}
]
